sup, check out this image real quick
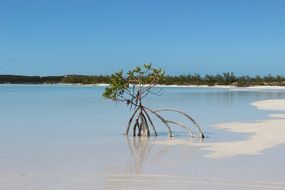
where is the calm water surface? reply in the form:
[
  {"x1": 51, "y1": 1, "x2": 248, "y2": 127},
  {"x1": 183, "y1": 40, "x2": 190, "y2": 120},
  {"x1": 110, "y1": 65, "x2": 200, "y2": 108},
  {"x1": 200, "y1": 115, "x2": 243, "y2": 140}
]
[{"x1": 1, "y1": 85, "x2": 285, "y2": 189}]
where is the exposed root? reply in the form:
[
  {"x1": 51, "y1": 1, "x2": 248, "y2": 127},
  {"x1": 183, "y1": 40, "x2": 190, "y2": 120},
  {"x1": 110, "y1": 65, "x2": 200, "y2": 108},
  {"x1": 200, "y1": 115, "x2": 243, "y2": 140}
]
[
  {"x1": 142, "y1": 108, "x2": 157, "y2": 136},
  {"x1": 143, "y1": 106, "x2": 174, "y2": 137},
  {"x1": 154, "y1": 109, "x2": 205, "y2": 138},
  {"x1": 125, "y1": 107, "x2": 140, "y2": 135},
  {"x1": 125, "y1": 106, "x2": 204, "y2": 138},
  {"x1": 165, "y1": 120, "x2": 194, "y2": 137}
]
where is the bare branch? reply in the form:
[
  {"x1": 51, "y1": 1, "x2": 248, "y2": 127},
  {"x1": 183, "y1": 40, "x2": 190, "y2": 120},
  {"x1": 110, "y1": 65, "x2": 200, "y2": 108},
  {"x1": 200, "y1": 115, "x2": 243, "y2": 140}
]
[
  {"x1": 133, "y1": 119, "x2": 139, "y2": 136},
  {"x1": 140, "y1": 112, "x2": 150, "y2": 136},
  {"x1": 148, "y1": 87, "x2": 164, "y2": 96},
  {"x1": 154, "y1": 109, "x2": 205, "y2": 138},
  {"x1": 143, "y1": 107, "x2": 174, "y2": 137},
  {"x1": 141, "y1": 108, "x2": 158, "y2": 136},
  {"x1": 165, "y1": 120, "x2": 194, "y2": 137},
  {"x1": 125, "y1": 106, "x2": 140, "y2": 135}
]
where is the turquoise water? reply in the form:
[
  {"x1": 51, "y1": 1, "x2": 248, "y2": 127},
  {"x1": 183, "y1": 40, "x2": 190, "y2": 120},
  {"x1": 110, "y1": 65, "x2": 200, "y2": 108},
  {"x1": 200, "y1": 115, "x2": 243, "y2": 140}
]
[
  {"x1": 1, "y1": 85, "x2": 285, "y2": 189},
  {"x1": 1, "y1": 85, "x2": 284, "y2": 139}
]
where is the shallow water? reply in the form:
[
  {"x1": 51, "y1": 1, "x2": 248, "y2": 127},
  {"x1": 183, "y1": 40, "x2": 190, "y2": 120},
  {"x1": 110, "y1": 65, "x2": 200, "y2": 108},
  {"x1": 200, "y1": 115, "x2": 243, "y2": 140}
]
[{"x1": 0, "y1": 85, "x2": 285, "y2": 189}]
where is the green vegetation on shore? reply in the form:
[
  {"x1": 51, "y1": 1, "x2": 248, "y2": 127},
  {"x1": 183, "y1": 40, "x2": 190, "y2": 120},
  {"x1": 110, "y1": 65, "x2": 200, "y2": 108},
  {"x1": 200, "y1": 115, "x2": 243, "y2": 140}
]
[{"x1": 1, "y1": 73, "x2": 285, "y2": 87}]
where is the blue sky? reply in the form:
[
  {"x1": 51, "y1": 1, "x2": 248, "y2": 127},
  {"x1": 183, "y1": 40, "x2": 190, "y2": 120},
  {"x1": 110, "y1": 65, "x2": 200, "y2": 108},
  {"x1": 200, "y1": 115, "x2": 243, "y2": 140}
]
[{"x1": 0, "y1": 0, "x2": 284, "y2": 76}]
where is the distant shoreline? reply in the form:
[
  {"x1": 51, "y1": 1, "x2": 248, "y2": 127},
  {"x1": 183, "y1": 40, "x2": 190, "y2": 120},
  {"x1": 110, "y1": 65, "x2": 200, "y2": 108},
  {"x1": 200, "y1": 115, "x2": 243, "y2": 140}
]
[
  {"x1": 1, "y1": 74, "x2": 285, "y2": 87},
  {"x1": 1, "y1": 83, "x2": 285, "y2": 90}
]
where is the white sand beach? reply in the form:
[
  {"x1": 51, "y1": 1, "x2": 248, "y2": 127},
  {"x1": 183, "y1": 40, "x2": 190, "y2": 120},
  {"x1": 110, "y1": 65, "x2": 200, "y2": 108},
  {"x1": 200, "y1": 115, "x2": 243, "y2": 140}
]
[{"x1": 96, "y1": 83, "x2": 285, "y2": 90}]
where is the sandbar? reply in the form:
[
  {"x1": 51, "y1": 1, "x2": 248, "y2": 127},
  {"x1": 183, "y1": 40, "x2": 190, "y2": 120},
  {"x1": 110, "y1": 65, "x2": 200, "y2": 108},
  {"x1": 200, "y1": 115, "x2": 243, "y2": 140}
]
[{"x1": 155, "y1": 99, "x2": 285, "y2": 159}]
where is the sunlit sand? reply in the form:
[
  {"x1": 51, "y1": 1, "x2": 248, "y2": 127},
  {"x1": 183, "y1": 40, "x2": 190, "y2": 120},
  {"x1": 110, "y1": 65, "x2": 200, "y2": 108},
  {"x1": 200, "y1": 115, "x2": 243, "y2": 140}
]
[
  {"x1": 155, "y1": 99, "x2": 285, "y2": 159},
  {"x1": 251, "y1": 99, "x2": 285, "y2": 111}
]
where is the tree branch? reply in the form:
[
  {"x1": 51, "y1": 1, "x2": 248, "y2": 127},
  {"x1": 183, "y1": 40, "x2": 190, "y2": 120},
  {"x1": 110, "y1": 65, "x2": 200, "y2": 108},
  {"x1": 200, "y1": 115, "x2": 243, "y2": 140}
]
[
  {"x1": 165, "y1": 120, "x2": 194, "y2": 137},
  {"x1": 154, "y1": 109, "x2": 205, "y2": 138},
  {"x1": 143, "y1": 106, "x2": 174, "y2": 137},
  {"x1": 141, "y1": 108, "x2": 158, "y2": 136},
  {"x1": 125, "y1": 106, "x2": 140, "y2": 135}
]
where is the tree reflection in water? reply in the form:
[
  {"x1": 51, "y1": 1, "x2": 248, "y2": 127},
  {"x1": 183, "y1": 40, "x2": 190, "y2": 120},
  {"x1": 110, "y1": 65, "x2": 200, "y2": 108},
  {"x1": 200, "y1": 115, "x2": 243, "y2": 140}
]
[{"x1": 126, "y1": 136, "x2": 157, "y2": 174}]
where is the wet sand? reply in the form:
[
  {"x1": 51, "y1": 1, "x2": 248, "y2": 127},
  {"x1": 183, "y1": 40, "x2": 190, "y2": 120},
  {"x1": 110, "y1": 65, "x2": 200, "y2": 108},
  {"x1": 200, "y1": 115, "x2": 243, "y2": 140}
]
[{"x1": 1, "y1": 173, "x2": 285, "y2": 190}]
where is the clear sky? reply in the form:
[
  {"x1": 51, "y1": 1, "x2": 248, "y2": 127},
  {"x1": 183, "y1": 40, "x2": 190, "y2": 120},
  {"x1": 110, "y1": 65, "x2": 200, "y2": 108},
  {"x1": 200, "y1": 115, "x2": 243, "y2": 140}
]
[{"x1": 0, "y1": 0, "x2": 284, "y2": 76}]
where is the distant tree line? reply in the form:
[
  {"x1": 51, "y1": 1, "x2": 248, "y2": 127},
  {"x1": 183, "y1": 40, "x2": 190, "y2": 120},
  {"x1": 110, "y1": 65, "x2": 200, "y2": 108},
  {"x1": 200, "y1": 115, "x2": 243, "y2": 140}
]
[
  {"x1": 1, "y1": 73, "x2": 285, "y2": 87},
  {"x1": 0, "y1": 75, "x2": 63, "y2": 84},
  {"x1": 162, "y1": 73, "x2": 285, "y2": 86}
]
